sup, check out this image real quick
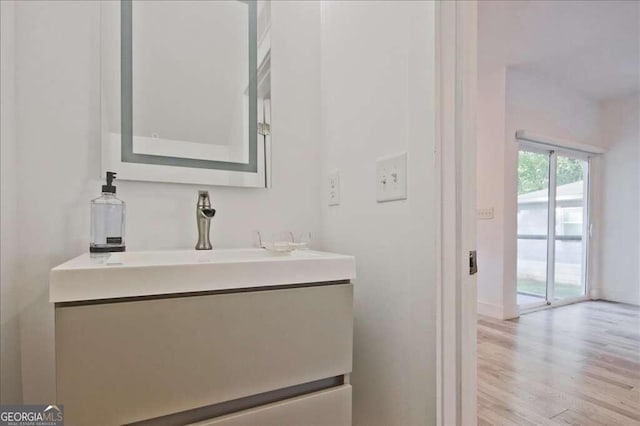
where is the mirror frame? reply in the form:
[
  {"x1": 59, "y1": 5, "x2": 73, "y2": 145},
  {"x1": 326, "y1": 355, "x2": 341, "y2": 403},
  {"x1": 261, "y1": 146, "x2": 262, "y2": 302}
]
[{"x1": 101, "y1": 0, "x2": 270, "y2": 188}]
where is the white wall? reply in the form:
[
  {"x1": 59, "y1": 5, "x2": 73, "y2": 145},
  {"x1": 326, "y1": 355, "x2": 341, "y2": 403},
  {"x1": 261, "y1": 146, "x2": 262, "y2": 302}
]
[
  {"x1": 506, "y1": 69, "x2": 604, "y2": 148},
  {"x1": 476, "y1": 67, "x2": 604, "y2": 319},
  {"x1": 476, "y1": 66, "x2": 510, "y2": 319},
  {"x1": 11, "y1": 0, "x2": 321, "y2": 402},
  {"x1": 320, "y1": 2, "x2": 437, "y2": 424},
  {"x1": 600, "y1": 94, "x2": 640, "y2": 305},
  {"x1": 0, "y1": 0, "x2": 23, "y2": 405}
]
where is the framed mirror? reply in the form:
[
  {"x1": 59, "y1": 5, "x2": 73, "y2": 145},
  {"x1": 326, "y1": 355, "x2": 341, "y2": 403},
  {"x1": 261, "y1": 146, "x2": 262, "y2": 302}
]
[{"x1": 101, "y1": 0, "x2": 271, "y2": 187}]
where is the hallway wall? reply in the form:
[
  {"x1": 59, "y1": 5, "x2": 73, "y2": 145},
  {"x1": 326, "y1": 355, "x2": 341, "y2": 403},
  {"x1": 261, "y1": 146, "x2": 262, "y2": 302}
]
[{"x1": 600, "y1": 94, "x2": 640, "y2": 305}]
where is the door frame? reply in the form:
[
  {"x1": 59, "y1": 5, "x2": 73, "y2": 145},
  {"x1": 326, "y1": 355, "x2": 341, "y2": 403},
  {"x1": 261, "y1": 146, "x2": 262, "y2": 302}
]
[{"x1": 435, "y1": 1, "x2": 477, "y2": 425}]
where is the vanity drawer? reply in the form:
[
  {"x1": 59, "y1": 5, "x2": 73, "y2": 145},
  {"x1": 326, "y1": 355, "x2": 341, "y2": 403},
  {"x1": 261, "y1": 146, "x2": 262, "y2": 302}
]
[
  {"x1": 190, "y1": 385, "x2": 352, "y2": 426},
  {"x1": 55, "y1": 283, "x2": 353, "y2": 425}
]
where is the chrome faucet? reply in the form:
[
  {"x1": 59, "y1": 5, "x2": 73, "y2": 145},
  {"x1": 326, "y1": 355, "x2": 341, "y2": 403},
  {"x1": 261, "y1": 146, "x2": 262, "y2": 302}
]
[{"x1": 195, "y1": 191, "x2": 216, "y2": 250}]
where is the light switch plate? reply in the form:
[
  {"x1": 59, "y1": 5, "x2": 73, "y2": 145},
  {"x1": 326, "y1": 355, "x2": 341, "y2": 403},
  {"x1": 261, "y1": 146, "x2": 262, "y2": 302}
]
[
  {"x1": 376, "y1": 152, "x2": 407, "y2": 202},
  {"x1": 328, "y1": 170, "x2": 340, "y2": 206},
  {"x1": 477, "y1": 208, "x2": 494, "y2": 220}
]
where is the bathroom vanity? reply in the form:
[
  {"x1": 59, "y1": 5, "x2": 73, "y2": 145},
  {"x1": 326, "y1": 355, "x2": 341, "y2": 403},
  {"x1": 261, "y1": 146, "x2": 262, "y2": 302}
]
[{"x1": 50, "y1": 249, "x2": 355, "y2": 425}]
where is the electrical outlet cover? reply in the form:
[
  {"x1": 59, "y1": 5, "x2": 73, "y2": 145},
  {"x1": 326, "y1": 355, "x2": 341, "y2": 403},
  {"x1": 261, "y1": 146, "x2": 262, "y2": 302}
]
[
  {"x1": 328, "y1": 170, "x2": 340, "y2": 206},
  {"x1": 376, "y1": 153, "x2": 407, "y2": 202},
  {"x1": 477, "y1": 207, "x2": 494, "y2": 220}
]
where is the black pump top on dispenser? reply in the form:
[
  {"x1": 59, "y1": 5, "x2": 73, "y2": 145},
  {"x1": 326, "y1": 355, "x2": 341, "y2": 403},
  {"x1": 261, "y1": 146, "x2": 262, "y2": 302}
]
[{"x1": 102, "y1": 171, "x2": 117, "y2": 194}]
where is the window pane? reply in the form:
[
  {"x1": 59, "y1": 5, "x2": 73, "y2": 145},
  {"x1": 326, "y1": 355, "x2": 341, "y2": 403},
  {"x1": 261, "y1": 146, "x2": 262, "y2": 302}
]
[
  {"x1": 517, "y1": 150, "x2": 549, "y2": 306},
  {"x1": 554, "y1": 156, "x2": 587, "y2": 300}
]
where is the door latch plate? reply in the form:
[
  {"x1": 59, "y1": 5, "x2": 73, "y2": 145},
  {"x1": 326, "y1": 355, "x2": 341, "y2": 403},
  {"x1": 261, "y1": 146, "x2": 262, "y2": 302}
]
[{"x1": 469, "y1": 250, "x2": 478, "y2": 275}]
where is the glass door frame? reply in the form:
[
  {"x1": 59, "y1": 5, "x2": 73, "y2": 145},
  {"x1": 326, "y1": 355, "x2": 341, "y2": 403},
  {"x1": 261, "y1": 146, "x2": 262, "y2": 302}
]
[{"x1": 517, "y1": 142, "x2": 592, "y2": 312}]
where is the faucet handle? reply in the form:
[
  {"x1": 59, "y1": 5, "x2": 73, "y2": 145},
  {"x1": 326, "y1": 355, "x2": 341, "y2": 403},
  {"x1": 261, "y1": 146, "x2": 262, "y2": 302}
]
[{"x1": 197, "y1": 190, "x2": 211, "y2": 208}]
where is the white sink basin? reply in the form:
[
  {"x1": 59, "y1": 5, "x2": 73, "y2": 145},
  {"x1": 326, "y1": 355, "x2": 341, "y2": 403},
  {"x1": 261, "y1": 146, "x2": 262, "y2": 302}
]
[
  {"x1": 50, "y1": 249, "x2": 356, "y2": 303},
  {"x1": 94, "y1": 248, "x2": 326, "y2": 266}
]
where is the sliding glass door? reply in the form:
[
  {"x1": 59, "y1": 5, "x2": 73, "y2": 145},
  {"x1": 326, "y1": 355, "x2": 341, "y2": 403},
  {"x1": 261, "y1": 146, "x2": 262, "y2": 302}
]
[
  {"x1": 553, "y1": 155, "x2": 589, "y2": 302},
  {"x1": 517, "y1": 147, "x2": 589, "y2": 309}
]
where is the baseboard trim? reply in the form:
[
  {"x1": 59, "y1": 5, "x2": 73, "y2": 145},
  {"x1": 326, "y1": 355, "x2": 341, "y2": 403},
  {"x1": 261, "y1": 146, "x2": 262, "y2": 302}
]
[
  {"x1": 477, "y1": 301, "x2": 502, "y2": 318},
  {"x1": 478, "y1": 301, "x2": 519, "y2": 320},
  {"x1": 502, "y1": 303, "x2": 520, "y2": 320},
  {"x1": 598, "y1": 293, "x2": 640, "y2": 307}
]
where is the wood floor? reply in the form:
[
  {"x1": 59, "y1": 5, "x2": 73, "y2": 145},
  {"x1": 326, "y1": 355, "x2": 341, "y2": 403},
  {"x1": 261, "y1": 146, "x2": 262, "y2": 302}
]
[{"x1": 478, "y1": 301, "x2": 640, "y2": 425}]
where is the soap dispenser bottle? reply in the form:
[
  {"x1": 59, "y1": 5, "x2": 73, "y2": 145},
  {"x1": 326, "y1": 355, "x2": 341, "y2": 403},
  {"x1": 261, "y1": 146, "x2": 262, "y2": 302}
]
[{"x1": 90, "y1": 171, "x2": 126, "y2": 253}]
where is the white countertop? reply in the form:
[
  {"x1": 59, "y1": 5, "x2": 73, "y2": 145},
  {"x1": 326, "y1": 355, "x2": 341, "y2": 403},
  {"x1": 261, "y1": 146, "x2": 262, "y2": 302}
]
[{"x1": 50, "y1": 249, "x2": 356, "y2": 303}]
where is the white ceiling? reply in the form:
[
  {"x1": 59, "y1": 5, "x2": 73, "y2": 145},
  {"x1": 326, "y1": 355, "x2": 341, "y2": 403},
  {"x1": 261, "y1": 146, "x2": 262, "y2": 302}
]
[{"x1": 479, "y1": 0, "x2": 640, "y2": 101}]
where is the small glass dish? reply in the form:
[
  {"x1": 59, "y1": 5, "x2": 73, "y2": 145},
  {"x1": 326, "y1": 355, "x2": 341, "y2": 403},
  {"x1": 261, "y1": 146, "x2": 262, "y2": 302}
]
[{"x1": 262, "y1": 241, "x2": 297, "y2": 253}]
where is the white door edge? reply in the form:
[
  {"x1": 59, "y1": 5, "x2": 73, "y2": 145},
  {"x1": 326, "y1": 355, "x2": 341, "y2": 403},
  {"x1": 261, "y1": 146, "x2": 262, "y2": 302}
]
[{"x1": 435, "y1": 1, "x2": 478, "y2": 425}]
